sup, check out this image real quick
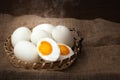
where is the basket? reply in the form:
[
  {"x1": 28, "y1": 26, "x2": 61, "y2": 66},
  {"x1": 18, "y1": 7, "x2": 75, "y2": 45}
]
[{"x1": 4, "y1": 28, "x2": 82, "y2": 70}]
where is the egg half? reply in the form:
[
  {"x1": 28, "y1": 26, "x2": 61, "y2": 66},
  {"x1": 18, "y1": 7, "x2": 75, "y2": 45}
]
[
  {"x1": 58, "y1": 43, "x2": 74, "y2": 60},
  {"x1": 37, "y1": 38, "x2": 60, "y2": 62},
  {"x1": 14, "y1": 41, "x2": 39, "y2": 63}
]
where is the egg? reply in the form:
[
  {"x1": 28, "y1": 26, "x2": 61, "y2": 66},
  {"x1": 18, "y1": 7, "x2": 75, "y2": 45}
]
[
  {"x1": 58, "y1": 43, "x2": 74, "y2": 60},
  {"x1": 31, "y1": 30, "x2": 52, "y2": 45},
  {"x1": 14, "y1": 41, "x2": 39, "y2": 63},
  {"x1": 37, "y1": 38, "x2": 60, "y2": 62},
  {"x1": 52, "y1": 25, "x2": 74, "y2": 47},
  {"x1": 11, "y1": 27, "x2": 31, "y2": 47},
  {"x1": 33, "y1": 23, "x2": 55, "y2": 34}
]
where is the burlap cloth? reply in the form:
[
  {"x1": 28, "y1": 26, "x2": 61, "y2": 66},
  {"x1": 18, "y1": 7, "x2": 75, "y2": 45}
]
[{"x1": 0, "y1": 14, "x2": 120, "y2": 80}]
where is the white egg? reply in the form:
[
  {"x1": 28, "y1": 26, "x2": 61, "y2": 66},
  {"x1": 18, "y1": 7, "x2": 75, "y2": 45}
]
[
  {"x1": 33, "y1": 23, "x2": 55, "y2": 34},
  {"x1": 37, "y1": 38, "x2": 60, "y2": 62},
  {"x1": 14, "y1": 41, "x2": 39, "y2": 63},
  {"x1": 58, "y1": 43, "x2": 74, "y2": 60},
  {"x1": 52, "y1": 25, "x2": 74, "y2": 47},
  {"x1": 11, "y1": 27, "x2": 31, "y2": 47},
  {"x1": 31, "y1": 30, "x2": 52, "y2": 45}
]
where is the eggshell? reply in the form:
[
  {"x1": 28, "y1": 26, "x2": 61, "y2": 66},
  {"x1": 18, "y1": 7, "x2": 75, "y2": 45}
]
[
  {"x1": 32, "y1": 23, "x2": 55, "y2": 34},
  {"x1": 52, "y1": 25, "x2": 74, "y2": 47},
  {"x1": 11, "y1": 27, "x2": 31, "y2": 47},
  {"x1": 31, "y1": 30, "x2": 52, "y2": 45},
  {"x1": 14, "y1": 41, "x2": 39, "y2": 63}
]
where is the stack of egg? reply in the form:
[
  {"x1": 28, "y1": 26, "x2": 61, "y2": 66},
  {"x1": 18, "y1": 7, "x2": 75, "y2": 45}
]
[{"x1": 11, "y1": 24, "x2": 74, "y2": 63}]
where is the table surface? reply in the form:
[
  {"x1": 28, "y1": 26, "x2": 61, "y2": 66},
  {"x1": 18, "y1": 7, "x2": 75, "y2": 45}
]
[{"x1": 0, "y1": 14, "x2": 120, "y2": 80}]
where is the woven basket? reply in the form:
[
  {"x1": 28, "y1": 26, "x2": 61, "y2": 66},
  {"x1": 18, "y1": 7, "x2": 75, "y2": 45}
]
[{"x1": 4, "y1": 28, "x2": 82, "y2": 70}]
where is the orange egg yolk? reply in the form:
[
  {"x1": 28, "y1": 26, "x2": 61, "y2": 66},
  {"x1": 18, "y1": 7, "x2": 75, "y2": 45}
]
[
  {"x1": 59, "y1": 45, "x2": 69, "y2": 55},
  {"x1": 38, "y1": 41, "x2": 52, "y2": 55}
]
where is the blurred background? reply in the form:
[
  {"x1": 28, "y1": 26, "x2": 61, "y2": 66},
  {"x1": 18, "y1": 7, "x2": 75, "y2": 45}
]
[{"x1": 0, "y1": 0, "x2": 120, "y2": 22}]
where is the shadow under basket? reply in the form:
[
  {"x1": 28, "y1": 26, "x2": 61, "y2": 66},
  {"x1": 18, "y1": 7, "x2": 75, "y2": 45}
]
[{"x1": 4, "y1": 28, "x2": 82, "y2": 71}]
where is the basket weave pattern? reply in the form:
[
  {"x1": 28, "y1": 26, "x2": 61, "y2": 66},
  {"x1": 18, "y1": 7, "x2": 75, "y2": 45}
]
[{"x1": 4, "y1": 28, "x2": 81, "y2": 70}]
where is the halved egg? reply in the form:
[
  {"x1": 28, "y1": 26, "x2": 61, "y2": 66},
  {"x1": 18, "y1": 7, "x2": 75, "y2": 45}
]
[
  {"x1": 37, "y1": 38, "x2": 60, "y2": 62},
  {"x1": 58, "y1": 43, "x2": 74, "y2": 60}
]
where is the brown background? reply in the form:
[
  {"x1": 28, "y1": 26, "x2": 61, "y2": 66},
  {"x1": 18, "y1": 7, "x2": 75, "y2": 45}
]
[{"x1": 0, "y1": 0, "x2": 120, "y2": 80}]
